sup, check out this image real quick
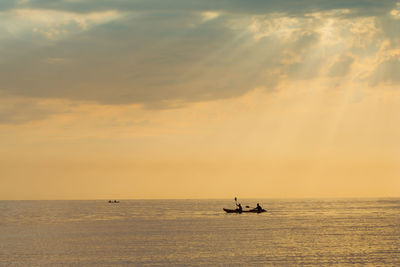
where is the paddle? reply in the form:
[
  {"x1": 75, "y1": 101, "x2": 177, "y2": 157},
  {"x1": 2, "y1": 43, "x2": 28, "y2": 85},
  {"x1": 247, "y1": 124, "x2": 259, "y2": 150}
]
[
  {"x1": 235, "y1": 197, "x2": 252, "y2": 209},
  {"x1": 234, "y1": 197, "x2": 243, "y2": 213},
  {"x1": 235, "y1": 197, "x2": 240, "y2": 209}
]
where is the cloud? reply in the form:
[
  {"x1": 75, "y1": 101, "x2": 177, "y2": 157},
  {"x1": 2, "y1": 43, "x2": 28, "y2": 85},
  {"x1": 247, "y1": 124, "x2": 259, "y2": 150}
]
[
  {"x1": 328, "y1": 54, "x2": 355, "y2": 77},
  {"x1": 201, "y1": 11, "x2": 220, "y2": 21},
  {"x1": 0, "y1": 11, "x2": 284, "y2": 106},
  {"x1": 0, "y1": 8, "x2": 122, "y2": 40},
  {"x1": 0, "y1": 99, "x2": 55, "y2": 124},
  {"x1": 0, "y1": 0, "x2": 399, "y2": 110},
  {"x1": 2, "y1": 0, "x2": 399, "y2": 17},
  {"x1": 390, "y1": 3, "x2": 400, "y2": 19},
  {"x1": 369, "y1": 56, "x2": 400, "y2": 85}
]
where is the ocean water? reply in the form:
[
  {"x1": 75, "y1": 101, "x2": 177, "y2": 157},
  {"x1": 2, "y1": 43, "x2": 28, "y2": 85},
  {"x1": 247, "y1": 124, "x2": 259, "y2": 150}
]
[{"x1": 0, "y1": 199, "x2": 399, "y2": 266}]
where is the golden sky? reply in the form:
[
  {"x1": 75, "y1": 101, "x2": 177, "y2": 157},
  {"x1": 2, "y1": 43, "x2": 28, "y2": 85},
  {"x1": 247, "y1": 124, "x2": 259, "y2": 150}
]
[{"x1": 1, "y1": 1, "x2": 400, "y2": 199}]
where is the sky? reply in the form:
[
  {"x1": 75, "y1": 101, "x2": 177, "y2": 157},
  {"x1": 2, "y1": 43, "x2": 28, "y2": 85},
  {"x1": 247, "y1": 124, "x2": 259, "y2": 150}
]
[{"x1": 1, "y1": 0, "x2": 400, "y2": 199}]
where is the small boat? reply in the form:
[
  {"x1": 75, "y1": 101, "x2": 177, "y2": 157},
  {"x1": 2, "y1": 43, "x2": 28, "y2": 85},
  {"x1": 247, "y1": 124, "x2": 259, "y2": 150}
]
[{"x1": 223, "y1": 208, "x2": 267, "y2": 214}]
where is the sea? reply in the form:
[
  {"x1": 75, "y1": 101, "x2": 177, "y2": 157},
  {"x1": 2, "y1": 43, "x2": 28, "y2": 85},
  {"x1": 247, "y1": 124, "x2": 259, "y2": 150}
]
[{"x1": 0, "y1": 198, "x2": 399, "y2": 266}]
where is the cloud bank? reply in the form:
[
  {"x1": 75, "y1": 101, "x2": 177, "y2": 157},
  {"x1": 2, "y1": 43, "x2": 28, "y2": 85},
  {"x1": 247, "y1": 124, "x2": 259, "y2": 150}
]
[{"x1": 0, "y1": 0, "x2": 400, "y2": 111}]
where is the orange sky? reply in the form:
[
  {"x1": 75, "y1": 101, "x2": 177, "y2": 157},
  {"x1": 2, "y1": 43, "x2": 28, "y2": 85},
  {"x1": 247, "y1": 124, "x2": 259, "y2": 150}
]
[{"x1": 1, "y1": 1, "x2": 400, "y2": 199}]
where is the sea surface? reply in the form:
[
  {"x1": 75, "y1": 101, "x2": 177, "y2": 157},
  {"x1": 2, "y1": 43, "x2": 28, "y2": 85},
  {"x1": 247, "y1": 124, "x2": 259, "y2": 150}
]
[{"x1": 0, "y1": 198, "x2": 399, "y2": 266}]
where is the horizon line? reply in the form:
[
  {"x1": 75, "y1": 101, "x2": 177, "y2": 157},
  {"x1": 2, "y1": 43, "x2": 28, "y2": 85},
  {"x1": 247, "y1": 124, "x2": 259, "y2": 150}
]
[{"x1": 1, "y1": 196, "x2": 399, "y2": 201}]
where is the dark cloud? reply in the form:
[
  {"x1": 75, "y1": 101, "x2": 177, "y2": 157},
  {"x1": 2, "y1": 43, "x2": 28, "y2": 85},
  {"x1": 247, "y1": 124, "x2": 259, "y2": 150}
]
[
  {"x1": 3, "y1": 0, "x2": 399, "y2": 17},
  {"x1": 0, "y1": 0, "x2": 16, "y2": 11},
  {"x1": 328, "y1": 55, "x2": 355, "y2": 77},
  {"x1": 369, "y1": 57, "x2": 400, "y2": 86},
  {"x1": 0, "y1": 12, "x2": 286, "y2": 107},
  {"x1": 0, "y1": 101, "x2": 54, "y2": 124},
  {"x1": 377, "y1": 14, "x2": 400, "y2": 44}
]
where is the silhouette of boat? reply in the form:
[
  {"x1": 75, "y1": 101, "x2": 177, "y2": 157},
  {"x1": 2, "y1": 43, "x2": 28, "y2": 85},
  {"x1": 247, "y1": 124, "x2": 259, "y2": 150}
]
[{"x1": 223, "y1": 208, "x2": 266, "y2": 213}]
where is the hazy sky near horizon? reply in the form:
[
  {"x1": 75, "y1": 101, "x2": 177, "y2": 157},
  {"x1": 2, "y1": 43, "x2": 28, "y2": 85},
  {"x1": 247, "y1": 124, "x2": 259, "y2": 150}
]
[{"x1": 1, "y1": 0, "x2": 400, "y2": 199}]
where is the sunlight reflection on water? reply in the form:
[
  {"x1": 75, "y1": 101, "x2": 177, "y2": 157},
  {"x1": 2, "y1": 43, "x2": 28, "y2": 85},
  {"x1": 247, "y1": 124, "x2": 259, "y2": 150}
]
[{"x1": 0, "y1": 198, "x2": 399, "y2": 265}]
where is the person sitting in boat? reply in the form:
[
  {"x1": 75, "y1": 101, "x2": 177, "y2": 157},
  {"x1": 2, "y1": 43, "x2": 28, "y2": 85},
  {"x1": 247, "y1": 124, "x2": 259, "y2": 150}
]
[
  {"x1": 236, "y1": 203, "x2": 243, "y2": 212},
  {"x1": 255, "y1": 203, "x2": 263, "y2": 212}
]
